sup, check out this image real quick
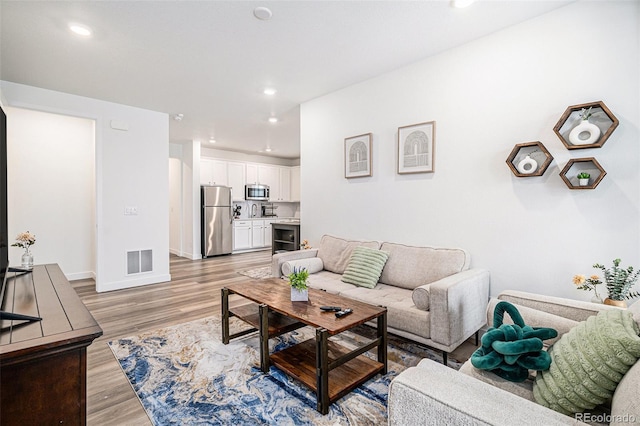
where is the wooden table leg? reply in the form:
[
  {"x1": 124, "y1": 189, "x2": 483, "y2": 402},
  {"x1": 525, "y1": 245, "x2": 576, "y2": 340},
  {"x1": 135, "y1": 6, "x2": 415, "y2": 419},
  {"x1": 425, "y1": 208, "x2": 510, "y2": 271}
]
[
  {"x1": 259, "y1": 304, "x2": 270, "y2": 373},
  {"x1": 377, "y1": 311, "x2": 388, "y2": 374},
  {"x1": 221, "y1": 288, "x2": 230, "y2": 344},
  {"x1": 316, "y1": 327, "x2": 329, "y2": 414}
]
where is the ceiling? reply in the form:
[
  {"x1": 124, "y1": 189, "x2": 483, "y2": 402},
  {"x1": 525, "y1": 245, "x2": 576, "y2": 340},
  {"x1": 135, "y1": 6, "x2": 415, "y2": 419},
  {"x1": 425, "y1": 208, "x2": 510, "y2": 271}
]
[{"x1": 0, "y1": 0, "x2": 574, "y2": 159}]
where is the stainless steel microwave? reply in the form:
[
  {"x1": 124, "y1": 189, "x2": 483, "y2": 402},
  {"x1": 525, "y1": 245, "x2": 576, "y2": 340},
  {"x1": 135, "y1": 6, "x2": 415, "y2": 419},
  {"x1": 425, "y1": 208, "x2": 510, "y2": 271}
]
[{"x1": 245, "y1": 184, "x2": 270, "y2": 201}]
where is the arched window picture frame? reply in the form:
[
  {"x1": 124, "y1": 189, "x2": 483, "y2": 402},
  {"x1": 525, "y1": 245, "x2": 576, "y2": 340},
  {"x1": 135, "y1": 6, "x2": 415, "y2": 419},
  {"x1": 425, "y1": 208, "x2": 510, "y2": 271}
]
[
  {"x1": 344, "y1": 133, "x2": 372, "y2": 178},
  {"x1": 398, "y1": 121, "x2": 435, "y2": 174}
]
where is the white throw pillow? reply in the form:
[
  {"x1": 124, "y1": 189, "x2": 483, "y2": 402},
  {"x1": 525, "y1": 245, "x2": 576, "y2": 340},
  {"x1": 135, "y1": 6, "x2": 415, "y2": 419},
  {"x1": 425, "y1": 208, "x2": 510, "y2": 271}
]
[
  {"x1": 412, "y1": 285, "x2": 431, "y2": 311},
  {"x1": 281, "y1": 258, "x2": 324, "y2": 276}
]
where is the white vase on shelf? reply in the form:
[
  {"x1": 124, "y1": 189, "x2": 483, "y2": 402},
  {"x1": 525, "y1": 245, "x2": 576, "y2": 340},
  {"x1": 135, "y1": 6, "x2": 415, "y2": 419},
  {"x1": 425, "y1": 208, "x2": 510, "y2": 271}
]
[
  {"x1": 569, "y1": 119, "x2": 601, "y2": 145},
  {"x1": 516, "y1": 155, "x2": 537, "y2": 174}
]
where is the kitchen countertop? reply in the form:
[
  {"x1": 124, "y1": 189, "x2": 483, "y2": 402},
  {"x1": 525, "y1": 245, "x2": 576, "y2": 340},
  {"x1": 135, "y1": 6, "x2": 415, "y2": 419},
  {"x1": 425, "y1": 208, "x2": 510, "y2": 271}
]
[{"x1": 234, "y1": 217, "x2": 299, "y2": 222}]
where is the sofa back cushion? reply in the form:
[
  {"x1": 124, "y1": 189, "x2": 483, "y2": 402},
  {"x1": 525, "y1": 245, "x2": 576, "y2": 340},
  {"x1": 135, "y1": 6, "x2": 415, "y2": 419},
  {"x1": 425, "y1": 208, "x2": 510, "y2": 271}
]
[
  {"x1": 379, "y1": 242, "x2": 470, "y2": 290},
  {"x1": 316, "y1": 235, "x2": 380, "y2": 274}
]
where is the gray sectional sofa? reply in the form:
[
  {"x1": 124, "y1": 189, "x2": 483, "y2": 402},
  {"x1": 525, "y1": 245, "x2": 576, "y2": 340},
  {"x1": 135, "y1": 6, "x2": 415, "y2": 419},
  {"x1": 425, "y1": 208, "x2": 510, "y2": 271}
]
[
  {"x1": 271, "y1": 235, "x2": 491, "y2": 360},
  {"x1": 388, "y1": 291, "x2": 640, "y2": 425}
]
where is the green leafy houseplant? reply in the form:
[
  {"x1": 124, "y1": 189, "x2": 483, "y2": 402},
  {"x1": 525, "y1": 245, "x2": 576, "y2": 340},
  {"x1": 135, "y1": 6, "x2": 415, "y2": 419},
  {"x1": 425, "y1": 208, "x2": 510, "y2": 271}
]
[
  {"x1": 288, "y1": 267, "x2": 309, "y2": 291},
  {"x1": 593, "y1": 259, "x2": 640, "y2": 301},
  {"x1": 577, "y1": 172, "x2": 590, "y2": 179}
]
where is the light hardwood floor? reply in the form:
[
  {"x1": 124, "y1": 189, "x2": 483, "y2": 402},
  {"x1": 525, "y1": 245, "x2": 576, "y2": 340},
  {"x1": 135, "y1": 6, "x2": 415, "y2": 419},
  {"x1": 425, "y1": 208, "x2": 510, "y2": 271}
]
[
  {"x1": 72, "y1": 250, "x2": 273, "y2": 426},
  {"x1": 73, "y1": 250, "x2": 477, "y2": 425}
]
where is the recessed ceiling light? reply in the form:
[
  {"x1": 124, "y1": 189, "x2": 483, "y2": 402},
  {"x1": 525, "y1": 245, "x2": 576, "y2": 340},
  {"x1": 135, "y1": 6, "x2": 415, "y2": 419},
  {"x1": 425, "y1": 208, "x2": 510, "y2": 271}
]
[
  {"x1": 263, "y1": 88, "x2": 276, "y2": 96},
  {"x1": 69, "y1": 24, "x2": 92, "y2": 37},
  {"x1": 264, "y1": 147, "x2": 272, "y2": 152},
  {"x1": 253, "y1": 7, "x2": 272, "y2": 21},
  {"x1": 451, "y1": 0, "x2": 475, "y2": 8},
  {"x1": 268, "y1": 117, "x2": 278, "y2": 123},
  {"x1": 209, "y1": 138, "x2": 216, "y2": 144}
]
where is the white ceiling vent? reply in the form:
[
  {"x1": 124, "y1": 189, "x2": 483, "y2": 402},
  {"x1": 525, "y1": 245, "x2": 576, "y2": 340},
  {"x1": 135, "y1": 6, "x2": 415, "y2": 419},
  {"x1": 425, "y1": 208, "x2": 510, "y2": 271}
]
[{"x1": 127, "y1": 249, "x2": 153, "y2": 275}]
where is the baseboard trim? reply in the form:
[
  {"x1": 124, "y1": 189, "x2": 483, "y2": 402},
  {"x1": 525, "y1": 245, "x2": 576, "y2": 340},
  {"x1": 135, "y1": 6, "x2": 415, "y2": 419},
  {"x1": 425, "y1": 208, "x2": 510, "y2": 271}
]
[
  {"x1": 96, "y1": 273, "x2": 172, "y2": 293},
  {"x1": 66, "y1": 271, "x2": 96, "y2": 281}
]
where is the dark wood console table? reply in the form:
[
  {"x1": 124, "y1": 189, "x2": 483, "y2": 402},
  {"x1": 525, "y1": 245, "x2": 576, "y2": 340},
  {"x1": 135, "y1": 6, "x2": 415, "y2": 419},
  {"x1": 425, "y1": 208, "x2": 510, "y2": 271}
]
[{"x1": 0, "y1": 264, "x2": 103, "y2": 426}]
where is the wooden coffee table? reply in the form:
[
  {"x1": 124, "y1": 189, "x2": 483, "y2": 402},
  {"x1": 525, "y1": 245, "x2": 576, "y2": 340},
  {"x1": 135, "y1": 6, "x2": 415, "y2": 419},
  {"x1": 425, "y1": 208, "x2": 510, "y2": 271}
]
[{"x1": 221, "y1": 278, "x2": 387, "y2": 414}]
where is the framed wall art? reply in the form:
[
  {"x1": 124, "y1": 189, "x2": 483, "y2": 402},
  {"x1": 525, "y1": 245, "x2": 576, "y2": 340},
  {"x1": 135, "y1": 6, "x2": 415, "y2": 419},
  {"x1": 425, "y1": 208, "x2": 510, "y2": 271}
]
[
  {"x1": 397, "y1": 121, "x2": 435, "y2": 174},
  {"x1": 344, "y1": 133, "x2": 372, "y2": 178}
]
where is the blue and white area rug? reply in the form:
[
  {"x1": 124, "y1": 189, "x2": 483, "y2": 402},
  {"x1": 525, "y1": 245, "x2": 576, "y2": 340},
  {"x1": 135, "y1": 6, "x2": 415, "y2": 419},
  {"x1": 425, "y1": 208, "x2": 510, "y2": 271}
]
[{"x1": 109, "y1": 315, "x2": 460, "y2": 425}]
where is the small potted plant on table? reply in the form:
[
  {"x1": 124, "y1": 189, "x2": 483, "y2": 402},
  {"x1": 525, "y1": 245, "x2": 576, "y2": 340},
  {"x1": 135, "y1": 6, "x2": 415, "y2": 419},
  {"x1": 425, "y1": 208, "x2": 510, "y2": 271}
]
[
  {"x1": 288, "y1": 266, "x2": 309, "y2": 302},
  {"x1": 577, "y1": 172, "x2": 590, "y2": 186}
]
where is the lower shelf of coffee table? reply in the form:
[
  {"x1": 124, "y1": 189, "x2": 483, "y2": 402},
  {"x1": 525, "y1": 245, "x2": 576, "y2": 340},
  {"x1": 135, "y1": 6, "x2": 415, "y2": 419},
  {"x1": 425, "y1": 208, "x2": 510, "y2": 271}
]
[
  {"x1": 230, "y1": 302, "x2": 305, "y2": 338},
  {"x1": 270, "y1": 338, "x2": 384, "y2": 402}
]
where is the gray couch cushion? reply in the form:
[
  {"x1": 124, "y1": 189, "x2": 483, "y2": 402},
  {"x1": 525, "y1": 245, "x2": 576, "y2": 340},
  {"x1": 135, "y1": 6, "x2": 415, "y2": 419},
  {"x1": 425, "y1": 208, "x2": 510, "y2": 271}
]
[
  {"x1": 340, "y1": 284, "x2": 430, "y2": 339},
  {"x1": 316, "y1": 235, "x2": 380, "y2": 274},
  {"x1": 460, "y1": 361, "x2": 535, "y2": 402},
  {"x1": 307, "y1": 271, "x2": 357, "y2": 294},
  {"x1": 379, "y1": 242, "x2": 469, "y2": 290},
  {"x1": 611, "y1": 360, "x2": 640, "y2": 422}
]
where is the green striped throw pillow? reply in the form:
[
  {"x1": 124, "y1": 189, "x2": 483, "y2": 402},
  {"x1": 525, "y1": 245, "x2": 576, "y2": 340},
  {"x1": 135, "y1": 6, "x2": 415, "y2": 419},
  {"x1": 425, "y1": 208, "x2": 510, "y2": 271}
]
[{"x1": 341, "y1": 246, "x2": 389, "y2": 289}]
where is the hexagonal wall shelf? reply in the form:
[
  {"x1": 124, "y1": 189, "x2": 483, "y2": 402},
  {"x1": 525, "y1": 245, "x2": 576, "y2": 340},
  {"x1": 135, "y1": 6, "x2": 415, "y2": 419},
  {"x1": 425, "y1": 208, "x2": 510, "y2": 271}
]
[
  {"x1": 559, "y1": 157, "x2": 606, "y2": 189},
  {"x1": 506, "y1": 141, "x2": 554, "y2": 177},
  {"x1": 553, "y1": 101, "x2": 618, "y2": 150}
]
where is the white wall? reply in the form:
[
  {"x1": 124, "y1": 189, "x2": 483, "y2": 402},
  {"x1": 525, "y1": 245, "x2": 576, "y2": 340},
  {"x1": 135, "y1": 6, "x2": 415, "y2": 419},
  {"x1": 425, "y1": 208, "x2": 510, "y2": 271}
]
[
  {"x1": 1, "y1": 81, "x2": 171, "y2": 292},
  {"x1": 6, "y1": 107, "x2": 95, "y2": 279},
  {"x1": 300, "y1": 1, "x2": 640, "y2": 301},
  {"x1": 169, "y1": 143, "x2": 183, "y2": 256}
]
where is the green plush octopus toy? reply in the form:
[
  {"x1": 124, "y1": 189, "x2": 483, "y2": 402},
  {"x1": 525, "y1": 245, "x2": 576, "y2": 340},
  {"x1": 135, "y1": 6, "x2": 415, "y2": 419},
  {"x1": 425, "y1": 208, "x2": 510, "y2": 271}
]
[{"x1": 471, "y1": 301, "x2": 558, "y2": 382}]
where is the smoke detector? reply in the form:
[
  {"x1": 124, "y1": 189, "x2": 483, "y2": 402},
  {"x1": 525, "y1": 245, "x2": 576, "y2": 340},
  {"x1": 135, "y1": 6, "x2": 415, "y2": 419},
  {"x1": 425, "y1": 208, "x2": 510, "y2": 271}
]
[{"x1": 253, "y1": 7, "x2": 272, "y2": 21}]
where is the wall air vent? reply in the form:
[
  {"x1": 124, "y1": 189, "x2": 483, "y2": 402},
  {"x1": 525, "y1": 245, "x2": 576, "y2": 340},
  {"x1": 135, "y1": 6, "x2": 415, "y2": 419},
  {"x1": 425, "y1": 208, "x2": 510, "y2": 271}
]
[{"x1": 126, "y1": 249, "x2": 153, "y2": 275}]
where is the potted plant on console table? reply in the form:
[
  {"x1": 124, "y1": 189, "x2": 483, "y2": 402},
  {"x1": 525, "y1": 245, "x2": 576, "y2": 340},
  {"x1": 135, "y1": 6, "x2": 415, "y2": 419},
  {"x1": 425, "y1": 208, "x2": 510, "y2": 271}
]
[{"x1": 288, "y1": 267, "x2": 309, "y2": 302}]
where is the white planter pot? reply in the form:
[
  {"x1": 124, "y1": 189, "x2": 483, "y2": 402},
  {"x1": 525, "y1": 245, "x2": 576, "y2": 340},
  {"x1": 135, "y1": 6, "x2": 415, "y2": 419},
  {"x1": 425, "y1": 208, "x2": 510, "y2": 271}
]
[
  {"x1": 579, "y1": 178, "x2": 590, "y2": 186},
  {"x1": 569, "y1": 120, "x2": 601, "y2": 145},
  {"x1": 291, "y1": 287, "x2": 308, "y2": 302}
]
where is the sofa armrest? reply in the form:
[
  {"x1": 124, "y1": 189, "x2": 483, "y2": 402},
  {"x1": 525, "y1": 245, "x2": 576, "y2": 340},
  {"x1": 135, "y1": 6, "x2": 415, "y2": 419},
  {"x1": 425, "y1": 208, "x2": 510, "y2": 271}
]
[
  {"x1": 497, "y1": 290, "x2": 618, "y2": 323},
  {"x1": 429, "y1": 269, "x2": 490, "y2": 350},
  {"x1": 388, "y1": 359, "x2": 587, "y2": 426},
  {"x1": 271, "y1": 249, "x2": 319, "y2": 278}
]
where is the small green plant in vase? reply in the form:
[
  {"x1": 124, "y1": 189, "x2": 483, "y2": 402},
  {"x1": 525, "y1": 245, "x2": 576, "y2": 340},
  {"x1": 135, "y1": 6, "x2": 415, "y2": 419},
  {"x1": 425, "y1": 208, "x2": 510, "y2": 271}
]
[
  {"x1": 577, "y1": 172, "x2": 590, "y2": 186},
  {"x1": 594, "y1": 259, "x2": 640, "y2": 308},
  {"x1": 288, "y1": 266, "x2": 309, "y2": 301}
]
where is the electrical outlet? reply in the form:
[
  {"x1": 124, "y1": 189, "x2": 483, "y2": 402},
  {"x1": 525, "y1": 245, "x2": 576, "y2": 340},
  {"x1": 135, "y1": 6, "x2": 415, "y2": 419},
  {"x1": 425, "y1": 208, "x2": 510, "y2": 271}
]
[{"x1": 124, "y1": 206, "x2": 138, "y2": 215}]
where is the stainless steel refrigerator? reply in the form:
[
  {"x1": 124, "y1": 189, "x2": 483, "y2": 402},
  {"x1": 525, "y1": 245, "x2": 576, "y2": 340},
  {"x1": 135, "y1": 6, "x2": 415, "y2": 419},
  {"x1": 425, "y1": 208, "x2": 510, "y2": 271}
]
[{"x1": 201, "y1": 185, "x2": 233, "y2": 257}]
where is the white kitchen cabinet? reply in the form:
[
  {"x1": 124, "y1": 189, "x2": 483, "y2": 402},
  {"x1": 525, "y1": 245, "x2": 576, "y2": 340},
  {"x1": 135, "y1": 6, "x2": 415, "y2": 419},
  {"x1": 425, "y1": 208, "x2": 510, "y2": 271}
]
[
  {"x1": 277, "y1": 167, "x2": 291, "y2": 201},
  {"x1": 290, "y1": 166, "x2": 300, "y2": 202},
  {"x1": 200, "y1": 159, "x2": 214, "y2": 185},
  {"x1": 257, "y1": 165, "x2": 279, "y2": 200},
  {"x1": 200, "y1": 158, "x2": 228, "y2": 186},
  {"x1": 227, "y1": 161, "x2": 246, "y2": 201},
  {"x1": 201, "y1": 157, "x2": 301, "y2": 203},
  {"x1": 246, "y1": 163, "x2": 258, "y2": 184},
  {"x1": 251, "y1": 220, "x2": 265, "y2": 248},
  {"x1": 233, "y1": 220, "x2": 252, "y2": 250}
]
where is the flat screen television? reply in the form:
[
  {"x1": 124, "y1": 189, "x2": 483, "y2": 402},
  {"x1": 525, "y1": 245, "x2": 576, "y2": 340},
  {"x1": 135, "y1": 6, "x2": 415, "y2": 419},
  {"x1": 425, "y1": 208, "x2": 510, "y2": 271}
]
[{"x1": 0, "y1": 104, "x2": 41, "y2": 322}]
